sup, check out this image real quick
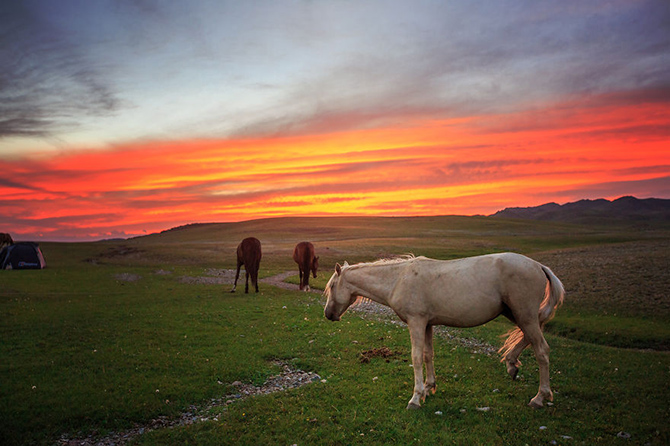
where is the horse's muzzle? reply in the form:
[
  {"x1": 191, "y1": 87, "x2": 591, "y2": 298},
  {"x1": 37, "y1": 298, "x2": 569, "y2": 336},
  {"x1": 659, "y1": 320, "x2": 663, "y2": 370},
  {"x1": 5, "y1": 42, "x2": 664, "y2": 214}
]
[{"x1": 324, "y1": 307, "x2": 340, "y2": 321}]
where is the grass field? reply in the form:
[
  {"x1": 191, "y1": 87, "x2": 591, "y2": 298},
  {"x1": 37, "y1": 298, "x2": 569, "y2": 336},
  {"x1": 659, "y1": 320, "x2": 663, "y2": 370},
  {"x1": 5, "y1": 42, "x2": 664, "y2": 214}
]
[{"x1": 1, "y1": 216, "x2": 668, "y2": 445}]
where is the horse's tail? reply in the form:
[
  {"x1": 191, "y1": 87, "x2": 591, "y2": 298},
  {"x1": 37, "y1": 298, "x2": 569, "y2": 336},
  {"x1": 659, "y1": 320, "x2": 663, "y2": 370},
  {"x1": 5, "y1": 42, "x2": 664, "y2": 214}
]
[
  {"x1": 538, "y1": 264, "x2": 565, "y2": 328},
  {"x1": 499, "y1": 262, "x2": 564, "y2": 361}
]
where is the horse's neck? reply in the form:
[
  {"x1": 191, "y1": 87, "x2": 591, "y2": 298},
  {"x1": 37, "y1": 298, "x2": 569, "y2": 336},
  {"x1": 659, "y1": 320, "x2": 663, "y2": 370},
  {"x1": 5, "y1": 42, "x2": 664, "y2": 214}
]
[{"x1": 344, "y1": 263, "x2": 404, "y2": 306}]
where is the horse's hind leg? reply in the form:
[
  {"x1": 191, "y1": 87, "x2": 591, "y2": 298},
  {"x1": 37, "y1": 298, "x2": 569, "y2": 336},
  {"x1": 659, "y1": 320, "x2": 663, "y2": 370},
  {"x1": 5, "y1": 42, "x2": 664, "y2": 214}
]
[
  {"x1": 253, "y1": 268, "x2": 259, "y2": 293},
  {"x1": 231, "y1": 262, "x2": 242, "y2": 293},
  {"x1": 522, "y1": 323, "x2": 553, "y2": 408},
  {"x1": 302, "y1": 260, "x2": 310, "y2": 291},
  {"x1": 503, "y1": 331, "x2": 530, "y2": 380}
]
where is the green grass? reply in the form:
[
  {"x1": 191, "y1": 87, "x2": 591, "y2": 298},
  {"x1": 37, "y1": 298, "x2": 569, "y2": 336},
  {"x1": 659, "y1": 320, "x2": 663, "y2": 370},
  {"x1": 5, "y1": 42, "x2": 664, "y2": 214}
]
[{"x1": 1, "y1": 216, "x2": 668, "y2": 445}]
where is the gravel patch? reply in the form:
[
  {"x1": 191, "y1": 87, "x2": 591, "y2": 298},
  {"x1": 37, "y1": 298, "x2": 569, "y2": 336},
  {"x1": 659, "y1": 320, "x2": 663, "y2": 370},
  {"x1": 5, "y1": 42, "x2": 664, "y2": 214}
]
[
  {"x1": 57, "y1": 361, "x2": 320, "y2": 446},
  {"x1": 112, "y1": 273, "x2": 142, "y2": 282},
  {"x1": 348, "y1": 297, "x2": 497, "y2": 355},
  {"x1": 178, "y1": 268, "x2": 237, "y2": 285}
]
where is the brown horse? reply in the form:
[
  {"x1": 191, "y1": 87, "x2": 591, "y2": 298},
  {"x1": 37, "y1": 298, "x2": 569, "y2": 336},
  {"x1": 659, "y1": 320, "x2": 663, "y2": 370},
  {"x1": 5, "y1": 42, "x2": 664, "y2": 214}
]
[
  {"x1": 231, "y1": 237, "x2": 262, "y2": 293},
  {"x1": 0, "y1": 233, "x2": 13, "y2": 248},
  {"x1": 293, "y1": 241, "x2": 319, "y2": 291}
]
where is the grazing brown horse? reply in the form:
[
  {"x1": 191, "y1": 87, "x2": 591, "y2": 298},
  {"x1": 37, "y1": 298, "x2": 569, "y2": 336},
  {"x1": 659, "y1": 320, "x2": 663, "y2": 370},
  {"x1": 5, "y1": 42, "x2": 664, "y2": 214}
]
[
  {"x1": 231, "y1": 237, "x2": 262, "y2": 293},
  {"x1": 0, "y1": 233, "x2": 13, "y2": 248},
  {"x1": 293, "y1": 241, "x2": 319, "y2": 291}
]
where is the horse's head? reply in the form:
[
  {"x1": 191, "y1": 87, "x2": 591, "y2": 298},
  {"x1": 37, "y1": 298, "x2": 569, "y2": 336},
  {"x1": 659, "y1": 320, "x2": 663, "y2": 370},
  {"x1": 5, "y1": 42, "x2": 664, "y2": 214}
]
[
  {"x1": 324, "y1": 262, "x2": 356, "y2": 321},
  {"x1": 311, "y1": 256, "x2": 319, "y2": 278}
]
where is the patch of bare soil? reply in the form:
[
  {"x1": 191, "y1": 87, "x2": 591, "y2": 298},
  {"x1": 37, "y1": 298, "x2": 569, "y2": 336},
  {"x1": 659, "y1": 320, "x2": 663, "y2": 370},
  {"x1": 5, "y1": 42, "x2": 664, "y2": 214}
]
[
  {"x1": 57, "y1": 361, "x2": 321, "y2": 446},
  {"x1": 534, "y1": 240, "x2": 670, "y2": 318},
  {"x1": 359, "y1": 347, "x2": 403, "y2": 363}
]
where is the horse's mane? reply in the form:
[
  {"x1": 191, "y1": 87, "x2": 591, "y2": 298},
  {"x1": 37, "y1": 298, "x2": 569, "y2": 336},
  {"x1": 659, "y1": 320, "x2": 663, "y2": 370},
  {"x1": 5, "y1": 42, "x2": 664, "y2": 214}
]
[
  {"x1": 323, "y1": 255, "x2": 418, "y2": 298},
  {"x1": 347, "y1": 254, "x2": 418, "y2": 269}
]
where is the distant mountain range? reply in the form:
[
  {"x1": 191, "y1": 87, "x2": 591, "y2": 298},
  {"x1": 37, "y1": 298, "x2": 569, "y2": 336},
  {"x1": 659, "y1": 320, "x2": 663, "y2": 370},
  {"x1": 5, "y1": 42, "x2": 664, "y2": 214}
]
[{"x1": 491, "y1": 196, "x2": 670, "y2": 226}]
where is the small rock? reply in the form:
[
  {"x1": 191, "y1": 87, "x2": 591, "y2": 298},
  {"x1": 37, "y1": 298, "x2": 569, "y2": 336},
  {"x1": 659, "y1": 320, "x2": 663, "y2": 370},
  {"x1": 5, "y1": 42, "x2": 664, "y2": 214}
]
[
  {"x1": 434, "y1": 411, "x2": 443, "y2": 415},
  {"x1": 539, "y1": 426, "x2": 548, "y2": 430},
  {"x1": 617, "y1": 431, "x2": 631, "y2": 439},
  {"x1": 476, "y1": 407, "x2": 491, "y2": 412},
  {"x1": 492, "y1": 388, "x2": 500, "y2": 393}
]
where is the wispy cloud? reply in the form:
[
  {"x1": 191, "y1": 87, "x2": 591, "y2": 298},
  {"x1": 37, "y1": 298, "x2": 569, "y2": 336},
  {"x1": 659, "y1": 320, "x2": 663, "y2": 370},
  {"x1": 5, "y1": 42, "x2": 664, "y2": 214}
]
[{"x1": 0, "y1": 2, "x2": 122, "y2": 140}]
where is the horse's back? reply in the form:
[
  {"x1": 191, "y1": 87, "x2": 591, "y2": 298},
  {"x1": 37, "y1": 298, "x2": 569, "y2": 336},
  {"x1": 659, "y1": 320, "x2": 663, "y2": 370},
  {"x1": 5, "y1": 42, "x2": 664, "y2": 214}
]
[
  {"x1": 238, "y1": 237, "x2": 262, "y2": 264},
  {"x1": 293, "y1": 241, "x2": 314, "y2": 262},
  {"x1": 394, "y1": 253, "x2": 545, "y2": 327}
]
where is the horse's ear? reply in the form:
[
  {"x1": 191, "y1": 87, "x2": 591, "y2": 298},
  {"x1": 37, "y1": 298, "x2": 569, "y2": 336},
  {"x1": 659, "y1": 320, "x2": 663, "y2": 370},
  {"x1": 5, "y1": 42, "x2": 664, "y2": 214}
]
[
  {"x1": 343, "y1": 261, "x2": 349, "y2": 267},
  {"x1": 335, "y1": 263, "x2": 342, "y2": 275}
]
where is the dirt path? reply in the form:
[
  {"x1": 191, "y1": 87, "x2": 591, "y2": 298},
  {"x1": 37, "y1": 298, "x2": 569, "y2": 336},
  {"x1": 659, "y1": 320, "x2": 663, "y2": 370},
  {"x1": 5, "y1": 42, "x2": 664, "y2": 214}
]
[
  {"x1": 260, "y1": 271, "x2": 496, "y2": 355},
  {"x1": 260, "y1": 271, "x2": 322, "y2": 293},
  {"x1": 178, "y1": 269, "x2": 322, "y2": 294}
]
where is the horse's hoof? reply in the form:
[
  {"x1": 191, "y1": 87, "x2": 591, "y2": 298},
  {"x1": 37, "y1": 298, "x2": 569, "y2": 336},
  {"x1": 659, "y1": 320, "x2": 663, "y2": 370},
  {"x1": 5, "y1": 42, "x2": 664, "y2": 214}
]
[
  {"x1": 407, "y1": 402, "x2": 421, "y2": 410},
  {"x1": 528, "y1": 398, "x2": 543, "y2": 409},
  {"x1": 506, "y1": 363, "x2": 519, "y2": 380}
]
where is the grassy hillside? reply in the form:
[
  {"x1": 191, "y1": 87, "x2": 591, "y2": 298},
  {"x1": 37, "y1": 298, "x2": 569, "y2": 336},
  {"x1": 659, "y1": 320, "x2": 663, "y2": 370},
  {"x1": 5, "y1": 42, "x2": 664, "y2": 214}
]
[{"x1": 1, "y1": 216, "x2": 668, "y2": 445}]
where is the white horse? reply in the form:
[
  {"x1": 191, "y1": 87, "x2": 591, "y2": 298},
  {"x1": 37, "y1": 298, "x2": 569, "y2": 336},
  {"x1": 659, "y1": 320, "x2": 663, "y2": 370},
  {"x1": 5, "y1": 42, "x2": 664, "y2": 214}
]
[{"x1": 324, "y1": 253, "x2": 564, "y2": 409}]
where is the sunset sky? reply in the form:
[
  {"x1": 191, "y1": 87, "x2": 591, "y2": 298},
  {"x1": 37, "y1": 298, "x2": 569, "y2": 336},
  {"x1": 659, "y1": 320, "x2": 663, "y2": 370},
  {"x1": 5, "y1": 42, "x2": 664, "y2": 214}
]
[{"x1": 1, "y1": 1, "x2": 669, "y2": 241}]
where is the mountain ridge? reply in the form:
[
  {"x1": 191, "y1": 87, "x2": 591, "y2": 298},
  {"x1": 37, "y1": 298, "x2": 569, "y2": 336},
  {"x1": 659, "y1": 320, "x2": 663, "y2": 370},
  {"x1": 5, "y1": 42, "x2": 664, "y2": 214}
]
[{"x1": 491, "y1": 196, "x2": 670, "y2": 226}]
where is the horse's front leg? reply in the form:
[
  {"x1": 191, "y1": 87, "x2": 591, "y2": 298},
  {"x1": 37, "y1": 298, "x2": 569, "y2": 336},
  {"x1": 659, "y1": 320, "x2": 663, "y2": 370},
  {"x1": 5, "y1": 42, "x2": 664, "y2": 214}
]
[
  {"x1": 424, "y1": 325, "x2": 437, "y2": 395},
  {"x1": 407, "y1": 319, "x2": 427, "y2": 409}
]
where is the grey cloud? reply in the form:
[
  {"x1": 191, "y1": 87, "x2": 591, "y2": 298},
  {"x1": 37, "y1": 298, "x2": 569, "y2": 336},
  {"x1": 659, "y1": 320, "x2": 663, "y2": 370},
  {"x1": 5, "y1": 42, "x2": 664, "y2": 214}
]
[
  {"x1": 227, "y1": 1, "x2": 670, "y2": 138},
  {"x1": 0, "y1": 2, "x2": 122, "y2": 139}
]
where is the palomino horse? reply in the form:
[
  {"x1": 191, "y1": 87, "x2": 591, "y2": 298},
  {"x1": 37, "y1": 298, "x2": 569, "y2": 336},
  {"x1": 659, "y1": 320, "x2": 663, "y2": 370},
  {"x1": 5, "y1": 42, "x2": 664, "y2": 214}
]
[
  {"x1": 231, "y1": 237, "x2": 262, "y2": 294},
  {"x1": 324, "y1": 253, "x2": 564, "y2": 410},
  {"x1": 0, "y1": 233, "x2": 13, "y2": 248},
  {"x1": 293, "y1": 241, "x2": 319, "y2": 291}
]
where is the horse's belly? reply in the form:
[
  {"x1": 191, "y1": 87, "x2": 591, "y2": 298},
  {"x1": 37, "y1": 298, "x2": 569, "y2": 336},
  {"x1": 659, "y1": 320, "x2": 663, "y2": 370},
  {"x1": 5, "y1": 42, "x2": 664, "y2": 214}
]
[
  {"x1": 428, "y1": 298, "x2": 503, "y2": 327},
  {"x1": 425, "y1": 279, "x2": 504, "y2": 327}
]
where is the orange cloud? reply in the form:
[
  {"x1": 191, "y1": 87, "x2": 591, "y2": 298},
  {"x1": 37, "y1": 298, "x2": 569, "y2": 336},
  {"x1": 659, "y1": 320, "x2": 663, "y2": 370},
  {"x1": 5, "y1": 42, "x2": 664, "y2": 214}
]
[{"x1": 1, "y1": 91, "x2": 668, "y2": 240}]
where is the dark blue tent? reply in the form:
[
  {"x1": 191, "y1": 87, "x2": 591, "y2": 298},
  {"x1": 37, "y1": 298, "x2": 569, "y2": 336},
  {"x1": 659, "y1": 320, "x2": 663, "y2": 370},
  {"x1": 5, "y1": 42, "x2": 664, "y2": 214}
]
[{"x1": 0, "y1": 242, "x2": 46, "y2": 269}]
